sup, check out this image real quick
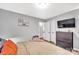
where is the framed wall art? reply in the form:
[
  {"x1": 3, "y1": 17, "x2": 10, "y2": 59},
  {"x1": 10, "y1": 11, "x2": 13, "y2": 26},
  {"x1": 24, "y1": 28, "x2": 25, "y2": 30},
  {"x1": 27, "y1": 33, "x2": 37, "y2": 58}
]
[{"x1": 18, "y1": 15, "x2": 29, "y2": 27}]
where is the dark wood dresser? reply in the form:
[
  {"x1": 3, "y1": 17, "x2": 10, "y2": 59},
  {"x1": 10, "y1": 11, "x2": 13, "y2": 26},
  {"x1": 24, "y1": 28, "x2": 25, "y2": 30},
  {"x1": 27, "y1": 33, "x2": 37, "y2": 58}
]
[{"x1": 56, "y1": 32, "x2": 73, "y2": 51}]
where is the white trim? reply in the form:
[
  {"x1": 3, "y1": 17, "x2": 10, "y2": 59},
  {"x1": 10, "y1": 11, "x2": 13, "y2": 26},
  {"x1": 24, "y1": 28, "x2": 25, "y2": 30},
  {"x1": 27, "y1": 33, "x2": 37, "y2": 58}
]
[{"x1": 73, "y1": 48, "x2": 79, "y2": 51}]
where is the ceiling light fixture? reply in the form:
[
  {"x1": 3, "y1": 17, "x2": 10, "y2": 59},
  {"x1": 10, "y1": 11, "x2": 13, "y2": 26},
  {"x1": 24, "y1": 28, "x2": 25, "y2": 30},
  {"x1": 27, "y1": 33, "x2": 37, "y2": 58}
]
[{"x1": 35, "y1": 3, "x2": 49, "y2": 9}]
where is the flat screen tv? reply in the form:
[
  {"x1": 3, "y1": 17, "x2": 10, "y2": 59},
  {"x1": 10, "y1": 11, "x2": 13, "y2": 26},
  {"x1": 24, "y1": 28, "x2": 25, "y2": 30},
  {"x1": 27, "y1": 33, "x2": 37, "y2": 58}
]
[{"x1": 57, "y1": 18, "x2": 75, "y2": 28}]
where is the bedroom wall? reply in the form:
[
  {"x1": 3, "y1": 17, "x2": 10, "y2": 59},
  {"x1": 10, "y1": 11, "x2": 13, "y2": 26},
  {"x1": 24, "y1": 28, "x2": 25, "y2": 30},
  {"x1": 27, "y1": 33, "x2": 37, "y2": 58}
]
[
  {"x1": 0, "y1": 9, "x2": 42, "y2": 43},
  {"x1": 46, "y1": 8, "x2": 79, "y2": 50},
  {"x1": 43, "y1": 9, "x2": 79, "y2": 49}
]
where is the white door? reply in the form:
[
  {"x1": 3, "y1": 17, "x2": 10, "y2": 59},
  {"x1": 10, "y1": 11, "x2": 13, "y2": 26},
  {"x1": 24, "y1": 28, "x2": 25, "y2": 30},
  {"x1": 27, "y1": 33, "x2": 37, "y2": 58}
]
[
  {"x1": 43, "y1": 21, "x2": 50, "y2": 41},
  {"x1": 51, "y1": 20, "x2": 56, "y2": 43}
]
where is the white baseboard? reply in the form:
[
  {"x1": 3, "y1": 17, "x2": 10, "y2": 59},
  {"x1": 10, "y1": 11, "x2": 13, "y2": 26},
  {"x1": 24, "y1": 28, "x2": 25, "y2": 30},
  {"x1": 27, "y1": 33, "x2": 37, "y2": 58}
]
[{"x1": 73, "y1": 48, "x2": 79, "y2": 51}]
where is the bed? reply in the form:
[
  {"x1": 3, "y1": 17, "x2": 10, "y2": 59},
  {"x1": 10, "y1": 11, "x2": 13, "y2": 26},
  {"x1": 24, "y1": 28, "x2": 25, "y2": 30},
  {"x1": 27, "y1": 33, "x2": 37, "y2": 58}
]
[{"x1": 17, "y1": 39, "x2": 74, "y2": 55}]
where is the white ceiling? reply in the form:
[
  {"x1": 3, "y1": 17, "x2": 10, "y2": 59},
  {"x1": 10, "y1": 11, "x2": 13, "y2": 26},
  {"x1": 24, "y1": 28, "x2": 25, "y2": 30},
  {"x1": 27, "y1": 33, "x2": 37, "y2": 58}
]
[{"x1": 0, "y1": 3, "x2": 79, "y2": 20}]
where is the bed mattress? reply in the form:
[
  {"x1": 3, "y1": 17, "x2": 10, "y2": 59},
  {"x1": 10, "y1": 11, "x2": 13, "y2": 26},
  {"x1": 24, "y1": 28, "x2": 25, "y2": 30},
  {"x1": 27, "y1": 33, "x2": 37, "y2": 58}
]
[{"x1": 17, "y1": 40, "x2": 74, "y2": 55}]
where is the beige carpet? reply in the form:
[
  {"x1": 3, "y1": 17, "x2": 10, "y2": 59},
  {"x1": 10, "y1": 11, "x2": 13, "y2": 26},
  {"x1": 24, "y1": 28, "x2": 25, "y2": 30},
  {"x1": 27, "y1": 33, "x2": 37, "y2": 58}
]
[{"x1": 17, "y1": 41, "x2": 74, "y2": 55}]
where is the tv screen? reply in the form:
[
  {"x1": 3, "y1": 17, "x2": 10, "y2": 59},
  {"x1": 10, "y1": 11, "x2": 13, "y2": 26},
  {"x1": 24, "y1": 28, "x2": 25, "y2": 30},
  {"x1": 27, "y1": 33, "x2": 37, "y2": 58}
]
[{"x1": 57, "y1": 18, "x2": 75, "y2": 28}]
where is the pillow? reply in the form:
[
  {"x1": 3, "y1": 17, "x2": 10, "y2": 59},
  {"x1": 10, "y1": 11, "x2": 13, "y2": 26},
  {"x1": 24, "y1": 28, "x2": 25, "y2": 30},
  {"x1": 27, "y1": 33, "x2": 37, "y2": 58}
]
[{"x1": 1, "y1": 39, "x2": 17, "y2": 55}]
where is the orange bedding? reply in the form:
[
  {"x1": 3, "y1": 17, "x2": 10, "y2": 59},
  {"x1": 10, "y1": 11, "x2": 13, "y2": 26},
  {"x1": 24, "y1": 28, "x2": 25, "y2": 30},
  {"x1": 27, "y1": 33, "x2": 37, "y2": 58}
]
[{"x1": 1, "y1": 39, "x2": 17, "y2": 55}]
